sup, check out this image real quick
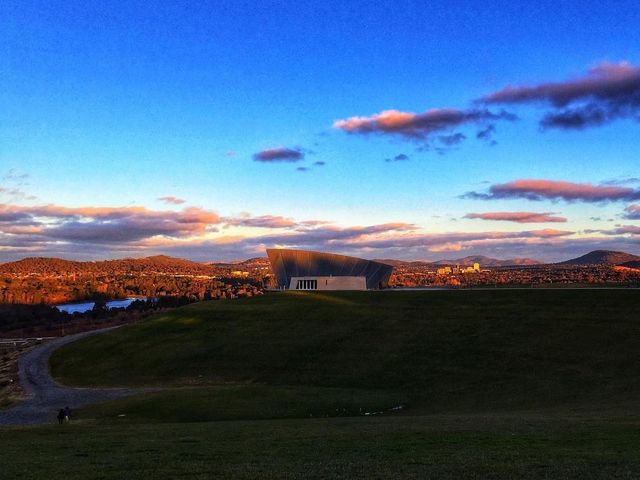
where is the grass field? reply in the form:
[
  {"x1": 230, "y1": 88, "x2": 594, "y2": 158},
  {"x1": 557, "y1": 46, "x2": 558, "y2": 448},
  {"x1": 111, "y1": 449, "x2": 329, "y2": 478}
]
[
  {"x1": 51, "y1": 290, "x2": 640, "y2": 412},
  {"x1": 5, "y1": 290, "x2": 640, "y2": 478},
  {"x1": 4, "y1": 412, "x2": 640, "y2": 479}
]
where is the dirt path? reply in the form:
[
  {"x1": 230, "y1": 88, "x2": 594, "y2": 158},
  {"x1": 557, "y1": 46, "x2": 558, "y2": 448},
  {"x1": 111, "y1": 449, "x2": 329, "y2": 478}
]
[{"x1": 0, "y1": 327, "x2": 153, "y2": 426}]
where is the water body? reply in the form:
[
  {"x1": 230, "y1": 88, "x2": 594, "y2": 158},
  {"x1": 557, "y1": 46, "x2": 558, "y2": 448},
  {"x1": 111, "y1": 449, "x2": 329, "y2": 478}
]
[{"x1": 56, "y1": 298, "x2": 145, "y2": 314}]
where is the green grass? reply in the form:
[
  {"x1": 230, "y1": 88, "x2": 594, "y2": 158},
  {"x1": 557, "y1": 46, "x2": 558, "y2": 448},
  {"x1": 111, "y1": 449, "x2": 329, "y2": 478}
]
[
  {"x1": 78, "y1": 385, "x2": 406, "y2": 423},
  {"x1": 4, "y1": 414, "x2": 640, "y2": 479},
  {"x1": 6, "y1": 290, "x2": 640, "y2": 479},
  {"x1": 52, "y1": 290, "x2": 640, "y2": 413}
]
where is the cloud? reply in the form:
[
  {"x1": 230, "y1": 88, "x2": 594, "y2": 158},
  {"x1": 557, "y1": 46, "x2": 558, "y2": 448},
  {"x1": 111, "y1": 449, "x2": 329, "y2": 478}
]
[
  {"x1": 438, "y1": 133, "x2": 466, "y2": 146},
  {"x1": 0, "y1": 203, "x2": 221, "y2": 244},
  {"x1": 224, "y1": 151, "x2": 237, "y2": 157},
  {"x1": 333, "y1": 108, "x2": 516, "y2": 140},
  {"x1": 601, "y1": 177, "x2": 640, "y2": 186},
  {"x1": 0, "y1": 197, "x2": 637, "y2": 263},
  {"x1": 624, "y1": 204, "x2": 640, "y2": 219},
  {"x1": 481, "y1": 61, "x2": 640, "y2": 129},
  {"x1": 225, "y1": 215, "x2": 298, "y2": 229},
  {"x1": 296, "y1": 167, "x2": 309, "y2": 172},
  {"x1": 342, "y1": 228, "x2": 573, "y2": 250},
  {"x1": 464, "y1": 211, "x2": 568, "y2": 223},
  {"x1": 463, "y1": 179, "x2": 640, "y2": 203},
  {"x1": 3, "y1": 169, "x2": 30, "y2": 182},
  {"x1": 0, "y1": 186, "x2": 37, "y2": 201},
  {"x1": 385, "y1": 153, "x2": 410, "y2": 162},
  {"x1": 590, "y1": 225, "x2": 640, "y2": 236},
  {"x1": 233, "y1": 222, "x2": 572, "y2": 259},
  {"x1": 158, "y1": 196, "x2": 186, "y2": 205},
  {"x1": 251, "y1": 223, "x2": 418, "y2": 247},
  {"x1": 313, "y1": 161, "x2": 326, "y2": 166},
  {"x1": 253, "y1": 147, "x2": 304, "y2": 162},
  {"x1": 476, "y1": 124, "x2": 496, "y2": 140}
]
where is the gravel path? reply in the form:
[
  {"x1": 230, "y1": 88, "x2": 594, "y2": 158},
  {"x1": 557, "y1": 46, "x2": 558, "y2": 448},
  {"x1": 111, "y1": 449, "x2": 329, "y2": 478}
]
[{"x1": 0, "y1": 327, "x2": 153, "y2": 426}]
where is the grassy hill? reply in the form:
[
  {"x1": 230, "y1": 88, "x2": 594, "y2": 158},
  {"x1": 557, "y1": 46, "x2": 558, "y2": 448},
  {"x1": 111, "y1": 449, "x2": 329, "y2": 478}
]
[
  {"x1": 6, "y1": 289, "x2": 640, "y2": 479},
  {"x1": 52, "y1": 290, "x2": 640, "y2": 415}
]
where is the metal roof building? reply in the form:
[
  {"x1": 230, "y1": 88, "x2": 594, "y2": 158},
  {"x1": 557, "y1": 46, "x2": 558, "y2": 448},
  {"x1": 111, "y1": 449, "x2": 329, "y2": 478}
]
[{"x1": 266, "y1": 248, "x2": 393, "y2": 290}]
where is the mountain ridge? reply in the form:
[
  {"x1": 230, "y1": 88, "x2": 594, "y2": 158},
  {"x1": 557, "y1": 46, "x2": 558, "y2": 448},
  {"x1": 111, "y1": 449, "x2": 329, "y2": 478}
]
[
  {"x1": 0, "y1": 255, "x2": 215, "y2": 276},
  {"x1": 2, "y1": 249, "x2": 640, "y2": 274},
  {"x1": 557, "y1": 250, "x2": 640, "y2": 266},
  {"x1": 375, "y1": 256, "x2": 541, "y2": 267}
]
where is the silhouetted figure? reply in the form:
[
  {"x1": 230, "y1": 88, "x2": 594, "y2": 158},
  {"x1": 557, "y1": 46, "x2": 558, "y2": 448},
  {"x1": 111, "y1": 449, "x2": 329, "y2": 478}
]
[
  {"x1": 64, "y1": 406, "x2": 71, "y2": 423},
  {"x1": 57, "y1": 409, "x2": 65, "y2": 425}
]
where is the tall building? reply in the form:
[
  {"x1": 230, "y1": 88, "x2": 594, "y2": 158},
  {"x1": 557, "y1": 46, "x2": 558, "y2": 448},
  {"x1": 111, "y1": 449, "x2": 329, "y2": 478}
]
[{"x1": 267, "y1": 248, "x2": 393, "y2": 290}]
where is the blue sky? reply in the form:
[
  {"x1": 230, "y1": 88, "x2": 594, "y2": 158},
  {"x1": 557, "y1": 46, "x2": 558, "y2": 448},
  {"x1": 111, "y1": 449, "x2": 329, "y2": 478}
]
[{"x1": 1, "y1": 0, "x2": 640, "y2": 261}]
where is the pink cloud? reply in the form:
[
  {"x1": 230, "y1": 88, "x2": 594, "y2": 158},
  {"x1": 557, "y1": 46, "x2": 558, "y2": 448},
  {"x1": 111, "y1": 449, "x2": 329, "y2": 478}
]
[
  {"x1": 463, "y1": 179, "x2": 640, "y2": 203},
  {"x1": 0, "y1": 203, "x2": 222, "y2": 243},
  {"x1": 464, "y1": 211, "x2": 567, "y2": 223},
  {"x1": 333, "y1": 108, "x2": 515, "y2": 139}
]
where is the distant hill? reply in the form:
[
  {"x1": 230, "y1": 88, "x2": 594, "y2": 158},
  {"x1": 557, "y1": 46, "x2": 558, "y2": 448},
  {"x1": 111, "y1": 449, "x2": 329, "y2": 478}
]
[
  {"x1": 374, "y1": 259, "x2": 432, "y2": 267},
  {"x1": 0, "y1": 255, "x2": 215, "y2": 276},
  {"x1": 375, "y1": 256, "x2": 540, "y2": 268},
  {"x1": 558, "y1": 250, "x2": 640, "y2": 266},
  {"x1": 430, "y1": 256, "x2": 541, "y2": 267},
  {"x1": 0, "y1": 257, "x2": 86, "y2": 275}
]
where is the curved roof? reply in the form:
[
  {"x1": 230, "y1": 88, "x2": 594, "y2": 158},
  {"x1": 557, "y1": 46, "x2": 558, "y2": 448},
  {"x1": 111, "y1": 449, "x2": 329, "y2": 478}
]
[{"x1": 267, "y1": 248, "x2": 393, "y2": 289}]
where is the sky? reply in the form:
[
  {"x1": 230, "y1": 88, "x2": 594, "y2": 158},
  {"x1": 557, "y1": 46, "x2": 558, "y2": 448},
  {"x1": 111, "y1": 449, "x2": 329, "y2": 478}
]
[{"x1": 1, "y1": 0, "x2": 640, "y2": 262}]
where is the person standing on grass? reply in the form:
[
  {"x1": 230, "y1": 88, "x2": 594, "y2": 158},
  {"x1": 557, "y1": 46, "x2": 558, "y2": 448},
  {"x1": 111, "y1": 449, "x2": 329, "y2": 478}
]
[
  {"x1": 64, "y1": 406, "x2": 71, "y2": 423},
  {"x1": 57, "y1": 409, "x2": 65, "y2": 425}
]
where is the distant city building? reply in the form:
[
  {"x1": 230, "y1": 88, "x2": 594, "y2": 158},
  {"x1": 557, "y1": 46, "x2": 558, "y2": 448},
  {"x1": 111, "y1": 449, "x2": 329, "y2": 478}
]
[
  {"x1": 437, "y1": 263, "x2": 481, "y2": 275},
  {"x1": 266, "y1": 249, "x2": 393, "y2": 290}
]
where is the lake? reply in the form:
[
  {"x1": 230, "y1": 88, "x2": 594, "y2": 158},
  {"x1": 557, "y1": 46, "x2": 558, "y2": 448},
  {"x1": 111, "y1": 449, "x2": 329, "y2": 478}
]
[{"x1": 56, "y1": 298, "x2": 145, "y2": 314}]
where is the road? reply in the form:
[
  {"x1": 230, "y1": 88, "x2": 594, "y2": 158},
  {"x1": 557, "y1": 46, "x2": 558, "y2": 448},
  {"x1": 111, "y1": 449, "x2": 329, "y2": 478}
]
[{"x1": 0, "y1": 327, "x2": 152, "y2": 426}]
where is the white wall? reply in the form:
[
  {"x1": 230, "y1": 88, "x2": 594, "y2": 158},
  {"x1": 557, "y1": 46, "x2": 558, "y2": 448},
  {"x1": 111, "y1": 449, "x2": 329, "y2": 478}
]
[{"x1": 289, "y1": 276, "x2": 367, "y2": 291}]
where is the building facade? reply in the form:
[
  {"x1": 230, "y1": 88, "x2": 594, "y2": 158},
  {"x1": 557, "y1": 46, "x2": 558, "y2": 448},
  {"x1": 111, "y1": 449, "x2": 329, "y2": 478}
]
[{"x1": 267, "y1": 248, "x2": 393, "y2": 290}]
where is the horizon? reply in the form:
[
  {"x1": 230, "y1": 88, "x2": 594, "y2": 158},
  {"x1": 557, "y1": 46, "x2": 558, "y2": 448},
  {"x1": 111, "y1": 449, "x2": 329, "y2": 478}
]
[
  {"x1": 2, "y1": 1, "x2": 640, "y2": 263},
  {"x1": 1, "y1": 247, "x2": 636, "y2": 266}
]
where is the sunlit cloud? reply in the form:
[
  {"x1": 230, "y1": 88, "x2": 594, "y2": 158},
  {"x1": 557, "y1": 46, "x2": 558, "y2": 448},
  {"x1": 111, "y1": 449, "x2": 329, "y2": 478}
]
[
  {"x1": 464, "y1": 211, "x2": 567, "y2": 223},
  {"x1": 0, "y1": 203, "x2": 221, "y2": 243},
  {"x1": 0, "y1": 197, "x2": 638, "y2": 263},
  {"x1": 333, "y1": 108, "x2": 515, "y2": 141},
  {"x1": 463, "y1": 179, "x2": 640, "y2": 203}
]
